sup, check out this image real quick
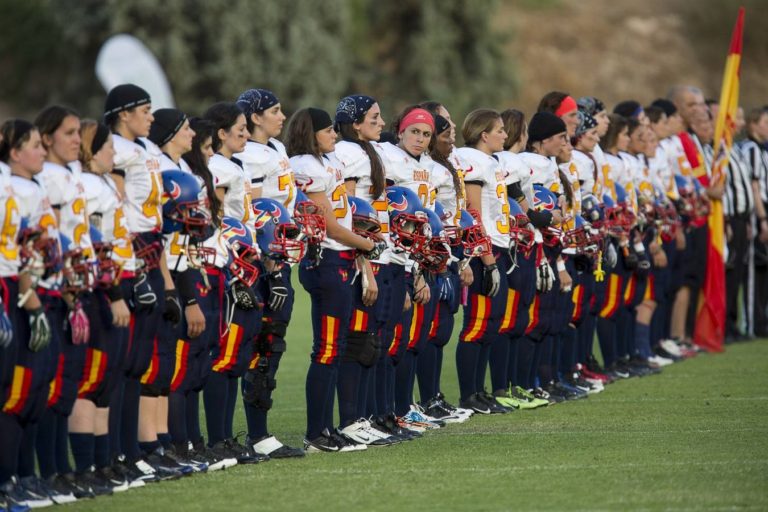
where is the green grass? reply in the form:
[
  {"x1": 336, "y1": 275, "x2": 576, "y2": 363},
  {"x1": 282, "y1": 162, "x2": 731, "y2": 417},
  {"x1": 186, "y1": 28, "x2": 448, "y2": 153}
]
[{"x1": 71, "y1": 282, "x2": 768, "y2": 512}]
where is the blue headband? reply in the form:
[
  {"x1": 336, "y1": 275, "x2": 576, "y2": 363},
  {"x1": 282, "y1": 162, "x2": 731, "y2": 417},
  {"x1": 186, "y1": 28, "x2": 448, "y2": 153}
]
[
  {"x1": 335, "y1": 95, "x2": 376, "y2": 125},
  {"x1": 236, "y1": 88, "x2": 279, "y2": 117}
]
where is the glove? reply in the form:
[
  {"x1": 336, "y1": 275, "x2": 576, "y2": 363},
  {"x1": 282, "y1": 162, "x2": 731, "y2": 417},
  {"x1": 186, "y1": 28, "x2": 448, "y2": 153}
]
[
  {"x1": 363, "y1": 239, "x2": 387, "y2": 261},
  {"x1": 624, "y1": 251, "x2": 638, "y2": 270},
  {"x1": 0, "y1": 304, "x2": 12, "y2": 349},
  {"x1": 232, "y1": 281, "x2": 260, "y2": 311},
  {"x1": 306, "y1": 243, "x2": 322, "y2": 263},
  {"x1": 132, "y1": 272, "x2": 157, "y2": 311},
  {"x1": 68, "y1": 300, "x2": 90, "y2": 345},
  {"x1": 266, "y1": 271, "x2": 288, "y2": 311},
  {"x1": 437, "y1": 272, "x2": 454, "y2": 302},
  {"x1": 536, "y1": 259, "x2": 555, "y2": 293},
  {"x1": 163, "y1": 289, "x2": 182, "y2": 324},
  {"x1": 603, "y1": 243, "x2": 618, "y2": 269},
  {"x1": 28, "y1": 307, "x2": 51, "y2": 352},
  {"x1": 482, "y1": 263, "x2": 500, "y2": 297}
]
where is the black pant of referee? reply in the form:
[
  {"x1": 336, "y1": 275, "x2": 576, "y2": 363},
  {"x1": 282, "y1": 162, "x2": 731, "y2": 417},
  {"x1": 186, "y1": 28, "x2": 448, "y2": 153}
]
[
  {"x1": 754, "y1": 226, "x2": 768, "y2": 338},
  {"x1": 725, "y1": 214, "x2": 749, "y2": 341}
]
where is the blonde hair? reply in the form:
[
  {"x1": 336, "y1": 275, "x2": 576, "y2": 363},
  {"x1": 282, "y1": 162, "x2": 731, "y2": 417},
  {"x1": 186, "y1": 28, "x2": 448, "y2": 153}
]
[
  {"x1": 462, "y1": 109, "x2": 501, "y2": 147},
  {"x1": 78, "y1": 119, "x2": 99, "y2": 171}
]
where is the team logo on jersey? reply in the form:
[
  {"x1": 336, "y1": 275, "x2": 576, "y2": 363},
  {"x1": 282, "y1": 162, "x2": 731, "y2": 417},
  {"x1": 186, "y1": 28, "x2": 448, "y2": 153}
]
[
  {"x1": 252, "y1": 202, "x2": 282, "y2": 230},
  {"x1": 195, "y1": 281, "x2": 210, "y2": 297},
  {"x1": 534, "y1": 193, "x2": 556, "y2": 211}
]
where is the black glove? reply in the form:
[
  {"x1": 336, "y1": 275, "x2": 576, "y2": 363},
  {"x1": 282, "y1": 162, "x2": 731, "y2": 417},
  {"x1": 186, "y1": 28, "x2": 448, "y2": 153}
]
[
  {"x1": 132, "y1": 272, "x2": 157, "y2": 312},
  {"x1": 232, "y1": 281, "x2": 259, "y2": 311},
  {"x1": 306, "y1": 243, "x2": 322, "y2": 265},
  {"x1": 163, "y1": 289, "x2": 182, "y2": 324},
  {"x1": 363, "y1": 239, "x2": 387, "y2": 260},
  {"x1": 624, "y1": 251, "x2": 638, "y2": 270},
  {"x1": 267, "y1": 271, "x2": 288, "y2": 311},
  {"x1": 482, "y1": 263, "x2": 500, "y2": 297}
]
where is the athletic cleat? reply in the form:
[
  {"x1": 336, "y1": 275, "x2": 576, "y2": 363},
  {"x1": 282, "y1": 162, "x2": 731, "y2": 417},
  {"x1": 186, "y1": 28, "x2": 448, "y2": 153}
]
[
  {"x1": 659, "y1": 338, "x2": 684, "y2": 358},
  {"x1": 654, "y1": 344, "x2": 682, "y2": 362},
  {"x1": 249, "y1": 435, "x2": 306, "y2": 458},
  {"x1": 422, "y1": 398, "x2": 469, "y2": 423},
  {"x1": 41, "y1": 475, "x2": 77, "y2": 504},
  {"x1": 510, "y1": 386, "x2": 549, "y2": 409},
  {"x1": 16, "y1": 476, "x2": 55, "y2": 509},
  {"x1": 403, "y1": 408, "x2": 443, "y2": 428},
  {"x1": 459, "y1": 392, "x2": 491, "y2": 414},
  {"x1": 303, "y1": 429, "x2": 340, "y2": 453},
  {"x1": 375, "y1": 414, "x2": 420, "y2": 440},
  {"x1": 111, "y1": 455, "x2": 152, "y2": 487},
  {"x1": 94, "y1": 466, "x2": 129, "y2": 493},
  {"x1": 478, "y1": 391, "x2": 512, "y2": 413},
  {"x1": 535, "y1": 386, "x2": 564, "y2": 404},
  {"x1": 331, "y1": 430, "x2": 367, "y2": 452},
  {"x1": 409, "y1": 405, "x2": 447, "y2": 427},
  {"x1": 220, "y1": 437, "x2": 268, "y2": 464},
  {"x1": 162, "y1": 445, "x2": 208, "y2": 473},
  {"x1": 607, "y1": 361, "x2": 630, "y2": 379},
  {"x1": 0, "y1": 489, "x2": 31, "y2": 512},
  {"x1": 339, "y1": 419, "x2": 393, "y2": 446},
  {"x1": 73, "y1": 468, "x2": 113, "y2": 497},
  {"x1": 147, "y1": 449, "x2": 194, "y2": 476},
  {"x1": 647, "y1": 354, "x2": 674, "y2": 367},
  {"x1": 493, "y1": 391, "x2": 521, "y2": 410},
  {"x1": 550, "y1": 381, "x2": 587, "y2": 401},
  {"x1": 193, "y1": 440, "x2": 237, "y2": 471}
]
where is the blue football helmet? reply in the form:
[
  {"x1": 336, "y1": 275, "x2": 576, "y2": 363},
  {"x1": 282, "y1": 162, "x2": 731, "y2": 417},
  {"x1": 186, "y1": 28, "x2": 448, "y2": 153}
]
[
  {"x1": 411, "y1": 207, "x2": 450, "y2": 273},
  {"x1": 581, "y1": 194, "x2": 604, "y2": 225},
  {"x1": 507, "y1": 198, "x2": 535, "y2": 254},
  {"x1": 532, "y1": 184, "x2": 562, "y2": 247},
  {"x1": 349, "y1": 196, "x2": 382, "y2": 240},
  {"x1": 294, "y1": 189, "x2": 326, "y2": 244},
  {"x1": 434, "y1": 201, "x2": 460, "y2": 246},
  {"x1": 89, "y1": 225, "x2": 116, "y2": 288},
  {"x1": 219, "y1": 217, "x2": 261, "y2": 286},
  {"x1": 252, "y1": 197, "x2": 306, "y2": 263},
  {"x1": 18, "y1": 217, "x2": 49, "y2": 272},
  {"x1": 386, "y1": 186, "x2": 428, "y2": 252},
  {"x1": 59, "y1": 233, "x2": 93, "y2": 294},
  {"x1": 161, "y1": 170, "x2": 211, "y2": 238},
  {"x1": 563, "y1": 214, "x2": 599, "y2": 255},
  {"x1": 457, "y1": 209, "x2": 492, "y2": 258}
]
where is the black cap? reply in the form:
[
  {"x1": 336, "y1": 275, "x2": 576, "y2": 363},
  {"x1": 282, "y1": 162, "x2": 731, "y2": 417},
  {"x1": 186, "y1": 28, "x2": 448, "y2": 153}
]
[
  {"x1": 148, "y1": 108, "x2": 187, "y2": 147},
  {"x1": 104, "y1": 84, "x2": 151, "y2": 121},
  {"x1": 650, "y1": 98, "x2": 678, "y2": 117},
  {"x1": 528, "y1": 112, "x2": 567, "y2": 143},
  {"x1": 308, "y1": 108, "x2": 333, "y2": 132}
]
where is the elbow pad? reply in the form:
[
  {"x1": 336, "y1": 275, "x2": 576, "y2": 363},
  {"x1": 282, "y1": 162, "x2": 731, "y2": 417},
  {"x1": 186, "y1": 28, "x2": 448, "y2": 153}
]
[
  {"x1": 527, "y1": 208, "x2": 552, "y2": 229},
  {"x1": 506, "y1": 182, "x2": 525, "y2": 203}
]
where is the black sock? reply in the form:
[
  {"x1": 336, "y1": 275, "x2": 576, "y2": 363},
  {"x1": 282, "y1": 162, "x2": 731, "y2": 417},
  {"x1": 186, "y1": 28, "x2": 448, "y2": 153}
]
[
  {"x1": 597, "y1": 317, "x2": 617, "y2": 367},
  {"x1": 416, "y1": 342, "x2": 438, "y2": 403},
  {"x1": 305, "y1": 362, "x2": 335, "y2": 439},
  {"x1": 475, "y1": 341, "x2": 491, "y2": 392},
  {"x1": 515, "y1": 337, "x2": 536, "y2": 389},
  {"x1": 186, "y1": 391, "x2": 202, "y2": 444},
  {"x1": 121, "y1": 378, "x2": 142, "y2": 459},
  {"x1": 537, "y1": 336, "x2": 554, "y2": 385},
  {"x1": 356, "y1": 365, "x2": 371, "y2": 418},
  {"x1": 224, "y1": 376, "x2": 238, "y2": 439},
  {"x1": 108, "y1": 379, "x2": 124, "y2": 458},
  {"x1": 35, "y1": 409, "x2": 57, "y2": 478},
  {"x1": 94, "y1": 434, "x2": 110, "y2": 469},
  {"x1": 18, "y1": 423, "x2": 37, "y2": 478},
  {"x1": 69, "y1": 433, "x2": 95, "y2": 473},
  {"x1": 203, "y1": 372, "x2": 228, "y2": 445},
  {"x1": 337, "y1": 361, "x2": 361, "y2": 428},
  {"x1": 157, "y1": 433, "x2": 172, "y2": 450},
  {"x1": 455, "y1": 342, "x2": 480, "y2": 400},
  {"x1": 577, "y1": 315, "x2": 596, "y2": 365},
  {"x1": 0, "y1": 412, "x2": 22, "y2": 483},
  {"x1": 55, "y1": 413, "x2": 72, "y2": 473},
  {"x1": 507, "y1": 336, "x2": 518, "y2": 389},
  {"x1": 489, "y1": 335, "x2": 509, "y2": 393},
  {"x1": 168, "y1": 392, "x2": 187, "y2": 445},
  {"x1": 393, "y1": 351, "x2": 414, "y2": 416}
]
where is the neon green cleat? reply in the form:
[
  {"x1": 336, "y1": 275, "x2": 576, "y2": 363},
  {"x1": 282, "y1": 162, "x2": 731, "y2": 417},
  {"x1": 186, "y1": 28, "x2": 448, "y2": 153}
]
[{"x1": 511, "y1": 386, "x2": 549, "y2": 409}]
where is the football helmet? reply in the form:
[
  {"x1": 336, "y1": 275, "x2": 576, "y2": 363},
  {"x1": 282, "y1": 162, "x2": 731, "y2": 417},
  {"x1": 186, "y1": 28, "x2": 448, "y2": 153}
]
[
  {"x1": 457, "y1": 209, "x2": 492, "y2": 258},
  {"x1": 507, "y1": 198, "x2": 535, "y2": 254},
  {"x1": 433, "y1": 201, "x2": 460, "y2": 246},
  {"x1": 411, "y1": 207, "x2": 451, "y2": 274},
  {"x1": 386, "y1": 186, "x2": 429, "y2": 252},
  {"x1": 294, "y1": 189, "x2": 326, "y2": 244},
  {"x1": 59, "y1": 233, "x2": 93, "y2": 294},
  {"x1": 532, "y1": 184, "x2": 562, "y2": 247},
  {"x1": 602, "y1": 190, "x2": 630, "y2": 237},
  {"x1": 89, "y1": 225, "x2": 116, "y2": 288},
  {"x1": 219, "y1": 217, "x2": 260, "y2": 286},
  {"x1": 17, "y1": 217, "x2": 57, "y2": 275},
  {"x1": 251, "y1": 197, "x2": 306, "y2": 263},
  {"x1": 563, "y1": 214, "x2": 599, "y2": 255},
  {"x1": 161, "y1": 170, "x2": 211, "y2": 239},
  {"x1": 349, "y1": 196, "x2": 382, "y2": 241}
]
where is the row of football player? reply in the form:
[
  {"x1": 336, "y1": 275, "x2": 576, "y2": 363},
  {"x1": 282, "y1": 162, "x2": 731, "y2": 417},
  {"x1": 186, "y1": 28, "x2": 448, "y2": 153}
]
[{"x1": 0, "y1": 84, "x2": 713, "y2": 508}]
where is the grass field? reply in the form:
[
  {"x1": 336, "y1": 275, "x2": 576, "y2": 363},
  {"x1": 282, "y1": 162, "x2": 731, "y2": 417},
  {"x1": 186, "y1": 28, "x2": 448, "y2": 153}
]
[{"x1": 70, "y1": 282, "x2": 768, "y2": 512}]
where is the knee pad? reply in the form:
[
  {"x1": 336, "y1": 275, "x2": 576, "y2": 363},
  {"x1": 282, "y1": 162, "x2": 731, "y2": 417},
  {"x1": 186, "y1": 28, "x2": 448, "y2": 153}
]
[
  {"x1": 343, "y1": 331, "x2": 380, "y2": 367},
  {"x1": 257, "y1": 321, "x2": 288, "y2": 354},
  {"x1": 242, "y1": 364, "x2": 277, "y2": 410}
]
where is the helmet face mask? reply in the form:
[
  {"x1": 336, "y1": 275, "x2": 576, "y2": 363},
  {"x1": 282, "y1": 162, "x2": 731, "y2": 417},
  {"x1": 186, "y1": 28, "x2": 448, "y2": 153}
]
[
  {"x1": 162, "y1": 170, "x2": 210, "y2": 238},
  {"x1": 60, "y1": 245, "x2": 94, "y2": 294},
  {"x1": 509, "y1": 213, "x2": 535, "y2": 254},
  {"x1": 390, "y1": 212, "x2": 429, "y2": 252},
  {"x1": 349, "y1": 196, "x2": 382, "y2": 243},
  {"x1": 269, "y1": 223, "x2": 306, "y2": 264},
  {"x1": 186, "y1": 241, "x2": 217, "y2": 268},
  {"x1": 252, "y1": 198, "x2": 306, "y2": 264},
  {"x1": 294, "y1": 198, "x2": 327, "y2": 244},
  {"x1": 133, "y1": 236, "x2": 163, "y2": 271},
  {"x1": 92, "y1": 240, "x2": 117, "y2": 288},
  {"x1": 220, "y1": 217, "x2": 261, "y2": 286}
]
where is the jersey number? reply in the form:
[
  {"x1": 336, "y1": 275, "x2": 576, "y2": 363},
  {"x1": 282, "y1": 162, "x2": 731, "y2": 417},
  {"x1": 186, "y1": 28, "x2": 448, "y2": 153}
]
[
  {"x1": 495, "y1": 184, "x2": 510, "y2": 234},
  {"x1": 331, "y1": 184, "x2": 348, "y2": 219}
]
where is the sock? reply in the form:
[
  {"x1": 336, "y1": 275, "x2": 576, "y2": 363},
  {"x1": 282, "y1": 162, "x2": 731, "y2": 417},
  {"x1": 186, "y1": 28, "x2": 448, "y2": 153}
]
[
  {"x1": 615, "y1": 309, "x2": 630, "y2": 359},
  {"x1": 416, "y1": 342, "x2": 438, "y2": 403},
  {"x1": 507, "y1": 337, "x2": 518, "y2": 389},
  {"x1": 393, "y1": 352, "x2": 414, "y2": 416},
  {"x1": 384, "y1": 357, "x2": 396, "y2": 415},
  {"x1": 635, "y1": 322, "x2": 652, "y2": 359},
  {"x1": 138, "y1": 440, "x2": 160, "y2": 456},
  {"x1": 455, "y1": 342, "x2": 480, "y2": 400},
  {"x1": 121, "y1": 378, "x2": 142, "y2": 459},
  {"x1": 224, "y1": 376, "x2": 238, "y2": 439},
  {"x1": 537, "y1": 336, "x2": 554, "y2": 386},
  {"x1": 35, "y1": 409, "x2": 57, "y2": 478},
  {"x1": 597, "y1": 317, "x2": 617, "y2": 368},
  {"x1": 157, "y1": 433, "x2": 172, "y2": 450},
  {"x1": 69, "y1": 433, "x2": 95, "y2": 473},
  {"x1": 168, "y1": 392, "x2": 187, "y2": 445},
  {"x1": 337, "y1": 361, "x2": 361, "y2": 428},
  {"x1": 186, "y1": 391, "x2": 202, "y2": 444},
  {"x1": 373, "y1": 354, "x2": 390, "y2": 417},
  {"x1": 489, "y1": 335, "x2": 510, "y2": 393},
  {"x1": 433, "y1": 346, "x2": 444, "y2": 397},
  {"x1": 364, "y1": 363, "x2": 378, "y2": 418},
  {"x1": 560, "y1": 328, "x2": 578, "y2": 376},
  {"x1": 578, "y1": 315, "x2": 597, "y2": 364},
  {"x1": 94, "y1": 434, "x2": 110, "y2": 469},
  {"x1": 0, "y1": 412, "x2": 22, "y2": 483},
  {"x1": 305, "y1": 362, "x2": 335, "y2": 439},
  {"x1": 531, "y1": 338, "x2": 544, "y2": 388},
  {"x1": 55, "y1": 413, "x2": 72, "y2": 473},
  {"x1": 108, "y1": 379, "x2": 124, "y2": 458},
  {"x1": 18, "y1": 423, "x2": 37, "y2": 478},
  {"x1": 475, "y1": 341, "x2": 491, "y2": 393},
  {"x1": 357, "y1": 365, "x2": 371, "y2": 418},
  {"x1": 202, "y1": 371, "x2": 228, "y2": 445}
]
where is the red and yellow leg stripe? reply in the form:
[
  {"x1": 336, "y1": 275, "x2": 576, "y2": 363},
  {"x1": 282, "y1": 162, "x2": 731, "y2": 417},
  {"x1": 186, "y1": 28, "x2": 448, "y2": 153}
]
[
  {"x1": 140, "y1": 338, "x2": 160, "y2": 385},
  {"x1": 3, "y1": 366, "x2": 32, "y2": 414},
  {"x1": 78, "y1": 348, "x2": 107, "y2": 397},
  {"x1": 598, "y1": 274, "x2": 622, "y2": 319},
  {"x1": 212, "y1": 324, "x2": 244, "y2": 372},
  {"x1": 461, "y1": 294, "x2": 491, "y2": 342},
  {"x1": 170, "y1": 339, "x2": 190, "y2": 392},
  {"x1": 407, "y1": 303, "x2": 426, "y2": 350},
  {"x1": 316, "y1": 315, "x2": 341, "y2": 364},
  {"x1": 499, "y1": 289, "x2": 519, "y2": 333}
]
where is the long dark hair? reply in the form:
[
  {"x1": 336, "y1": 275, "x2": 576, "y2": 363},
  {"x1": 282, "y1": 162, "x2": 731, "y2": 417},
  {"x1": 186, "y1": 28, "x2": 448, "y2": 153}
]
[
  {"x1": 0, "y1": 119, "x2": 37, "y2": 163},
  {"x1": 35, "y1": 105, "x2": 80, "y2": 150},
  {"x1": 337, "y1": 123, "x2": 386, "y2": 199},
  {"x1": 601, "y1": 114, "x2": 629, "y2": 153},
  {"x1": 418, "y1": 101, "x2": 463, "y2": 202},
  {"x1": 183, "y1": 117, "x2": 221, "y2": 227},
  {"x1": 558, "y1": 168, "x2": 574, "y2": 209},
  {"x1": 203, "y1": 102, "x2": 243, "y2": 153},
  {"x1": 285, "y1": 109, "x2": 323, "y2": 160},
  {"x1": 500, "y1": 109, "x2": 526, "y2": 151}
]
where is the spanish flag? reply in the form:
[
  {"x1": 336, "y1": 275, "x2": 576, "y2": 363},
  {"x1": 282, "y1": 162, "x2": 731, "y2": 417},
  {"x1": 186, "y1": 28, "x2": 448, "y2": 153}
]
[{"x1": 693, "y1": 7, "x2": 744, "y2": 353}]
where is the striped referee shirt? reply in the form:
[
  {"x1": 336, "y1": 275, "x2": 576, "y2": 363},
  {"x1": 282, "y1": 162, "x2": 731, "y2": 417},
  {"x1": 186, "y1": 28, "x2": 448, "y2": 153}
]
[
  {"x1": 724, "y1": 144, "x2": 754, "y2": 217},
  {"x1": 739, "y1": 138, "x2": 768, "y2": 205}
]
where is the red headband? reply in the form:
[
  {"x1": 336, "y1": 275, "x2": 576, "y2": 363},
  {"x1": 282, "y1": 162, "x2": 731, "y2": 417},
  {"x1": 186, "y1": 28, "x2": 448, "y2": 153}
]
[
  {"x1": 399, "y1": 108, "x2": 435, "y2": 134},
  {"x1": 554, "y1": 96, "x2": 578, "y2": 118}
]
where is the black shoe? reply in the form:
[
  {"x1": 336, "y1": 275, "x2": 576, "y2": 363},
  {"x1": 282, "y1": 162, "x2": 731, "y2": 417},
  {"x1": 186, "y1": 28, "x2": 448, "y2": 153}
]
[
  {"x1": 654, "y1": 345, "x2": 682, "y2": 362},
  {"x1": 56, "y1": 472, "x2": 96, "y2": 498},
  {"x1": 142, "y1": 452, "x2": 185, "y2": 481},
  {"x1": 248, "y1": 435, "x2": 306, "y2": 458},
  {"x1": 111, "y1": 455, "x2": 153, "y2": 487},
  {"x1": 74, "y1": 467, "x2": 114, "y2": 497},
  {"x1": 586, "y1": 355, "x2": 607, "y2": 374},
  {"x1": 1, "y1": 476, "x2": 41, "y2": 509},
  {"x1": 163, "y1": 445, "x2": 208, "y2": 473},
  {"x1": 459, "y1": 392, "x2": 491, "y2": 414},
  {"x1": 94, "y1": 466, "x2": 129, "y2": 493},
  {"x1": 544, "y1": 382, "x2": 574, "y2": 402},
  {"x1": 477, "y1": 391, "x2": 512, "y2": 413},
  {"x1": 201, "y1": 440, "x2": 239, "y2": 470},
  {"x1": 224, "y1": 435, "x2": 269, "y2": 464},
  {"x1": 16, "y1": 476, "x2": 55, "y2": 508},
  {"x1": 373, "y1": 414, "x2": 418, "y2": 441},
  {"x1": 607, "y1": 361, "x2": 630, "y2": 379},
  {"x1": 303, "y1": 428, "x2": 340, "y2": 453}
]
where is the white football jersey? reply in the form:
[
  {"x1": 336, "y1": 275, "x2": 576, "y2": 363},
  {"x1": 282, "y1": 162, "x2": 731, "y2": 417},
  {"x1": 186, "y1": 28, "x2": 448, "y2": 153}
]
[
  {"x1": 291, "y1": 153, "x2": 352, "y2": 252},
  {"x1": 572, "y1": 150, "x2": 599, "y2": 199},
  {"x1": 618, "y1": 152, "x2": 642, "y2": 213},
  {"x1": 558, "y1": 159, "x2": 582, "y2": 218},
  {"x1": 0, "y1": 163, "x2": 21, "y2": 277},
  {"x1": 375, "y1": 142, "x2": 432, "y2": 208},
  {"x1": 430, "y1": 161, "x2": 459, "y2": 226},
  {"x1": 209, "y1": 153, "x2": 252, "y2": 224},
  {"x1": 495, "y1": 150, "x2": 533, "y2": 206},
  {"x1": 455, "y1": 147, "x2": 509, "y2": 249},
  {"x1": 39, "y1": 161, "x2": 94, "y2": 259},
  {"x1": 592, "y1": 144, "x2": 614, "y2": 199},
  {"x1": 113, "y1": 135, "x2": 163, "y2": 234},
  {"x1": 603, "y1": 153, "x2": 627, "y2": 201},
  {"x1": 236, "y1": 139, "x2": 296, "y2": 212},
  {"x1": 520, "y1": 152, "x2": 563, "y2": 194},
  {"x1": 82, "y1": 172, "x2": 136, "y2": 272},
  {"x1": 660, "y1": 135, "x2": 693, "y2": 178}
]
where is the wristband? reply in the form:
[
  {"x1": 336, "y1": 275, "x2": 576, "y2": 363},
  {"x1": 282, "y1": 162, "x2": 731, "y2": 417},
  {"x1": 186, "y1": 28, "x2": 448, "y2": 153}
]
[
  {"x1": 556, "y1": 260, "x2": 566, "y2": 272},
  {"x1": 106, "y1": 285, "x2": 123, "y2": 302},
  {"x1": 175, "y1": 270, "x2": 198, "y2": 306}
]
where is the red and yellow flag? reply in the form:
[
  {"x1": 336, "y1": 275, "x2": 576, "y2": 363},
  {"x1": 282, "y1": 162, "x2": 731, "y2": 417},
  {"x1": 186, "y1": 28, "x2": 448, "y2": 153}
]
[{"x1": 693, "y1": 7, "x2": 745, "y2": 352}]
